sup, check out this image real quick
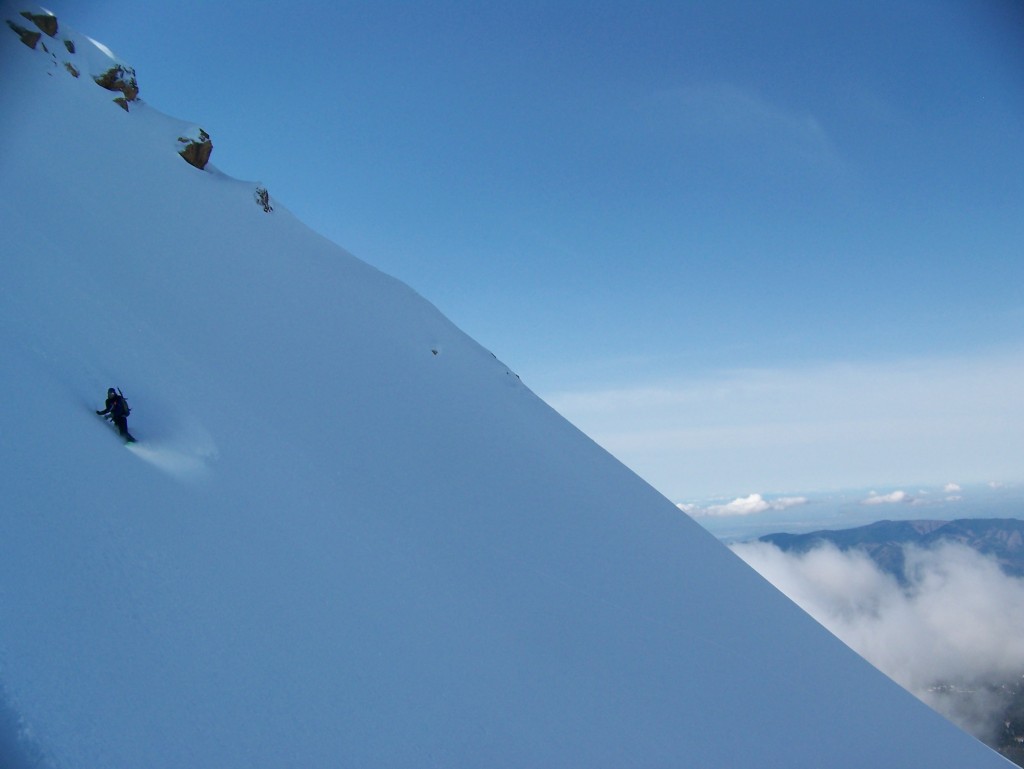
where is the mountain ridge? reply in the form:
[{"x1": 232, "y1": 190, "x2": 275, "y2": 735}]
[{"x1": 761, "y1": 518, "x2": 1024, "y2": 581}]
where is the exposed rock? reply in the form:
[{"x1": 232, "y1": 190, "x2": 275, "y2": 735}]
[
  {"x1": 94, "y1": 64, "x2": 139, "y2": 103},
  {"x1": 6, "y1": 20, "x2": 41, "y2": 49},
  {"x1": 7, "y1": 7, "x2": 221, "y2": 169},
  {"x1": 254, "y1": 187, "x2": 273, "y2": 213},
  {"x1": 20, "y1": 10, "x2": 57, "y2": 37},
  {"x1": 6, "y1": 9, "x2": 140, "y2": 115},
  {"x1": 178, "y1": 129, "x2": 213, "y2": 170}
]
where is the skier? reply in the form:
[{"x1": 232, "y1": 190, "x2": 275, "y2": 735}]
[{"x1": 96, "y1": 387, "x2": 135, "y2": 442}]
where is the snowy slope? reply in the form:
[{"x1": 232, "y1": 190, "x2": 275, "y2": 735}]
[{"x1": 0, "y1": 5, "x2": 1011, "y2": 767}]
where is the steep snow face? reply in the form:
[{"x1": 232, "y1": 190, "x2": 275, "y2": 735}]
[{"x1": 0, "y1": 4, "x2": 1011, "y2": 768}]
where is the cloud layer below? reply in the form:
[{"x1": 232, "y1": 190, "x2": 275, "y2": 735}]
[{"x1": 732, "y1": 539, "x2": 1024, "y2": 740}]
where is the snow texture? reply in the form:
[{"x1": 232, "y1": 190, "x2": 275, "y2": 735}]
[{"x1": 0, "y1": 3, "x2": 1011, "y2": 767}]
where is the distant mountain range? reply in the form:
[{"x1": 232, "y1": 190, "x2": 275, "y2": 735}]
[{"x1": 761, "y1": 518, "x2": 1024, "y2": 582}]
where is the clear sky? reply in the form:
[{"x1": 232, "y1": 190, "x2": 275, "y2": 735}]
[{"x1": 65, "y1": 1, "x2": 1024, "y2": 501}]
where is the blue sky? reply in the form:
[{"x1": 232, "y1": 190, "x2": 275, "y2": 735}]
[{"x1": 68, "y1": 1, "x2": 1023, "y2": 500}]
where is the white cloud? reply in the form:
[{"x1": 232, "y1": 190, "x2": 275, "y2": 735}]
[
  {"x1": 731, "y1": 540, "x2": 1024, "y2": 740},
  {"x1": 944, "y1": 482, "x2": 963, "y2": 501},
  {"x1": 710, "y1": 493, "x2": 771, "y2": 517},
  {"x1": 863, "y1": 490, "x2": 910, "y2": 505},
  {"x1": 774, "y1": 496, "x2": 810, "y2": 510},
  {"x1": 685, "y1": 493, "x2": 808, "y2": 518}
]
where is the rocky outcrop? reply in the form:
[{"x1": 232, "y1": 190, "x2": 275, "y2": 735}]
[
  {"x1": 178, "y1": 129, "x2": 213, "y2": 170},
  {"x1": 94, "y1": 64, "x2": 139, "y2": 109},
  {"x1": 6, "y1": 7, "x2": 216, "y2": 169},
  {"x1": 6, "y1": 19, "x2": 40, "y2": 48},
  {"x1": 5, "y1": 8, "x2": 138, "y2": 110},
  {"x1": 20, "y1": 10, "x2": 56, "y2": 37},
  {"x1": 254, "y1": 186, "x2": 273, "y2": 213},
  {"x1": 6, "y1": 10, "x2": 56, "y2": 49}
]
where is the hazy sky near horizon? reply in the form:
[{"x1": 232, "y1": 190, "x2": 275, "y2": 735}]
[{"x1": 64, "y1": 1, "x2": 1023, "y2": 500}]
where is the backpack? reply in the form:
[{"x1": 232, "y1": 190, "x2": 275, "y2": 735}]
[{"x1": 117, "y1": 388, "x2": 131, "y2": 417}]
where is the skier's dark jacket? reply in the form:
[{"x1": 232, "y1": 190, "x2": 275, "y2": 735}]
[{"x1": 97, "y1": 390, "x2": 128, "y2": 419}]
